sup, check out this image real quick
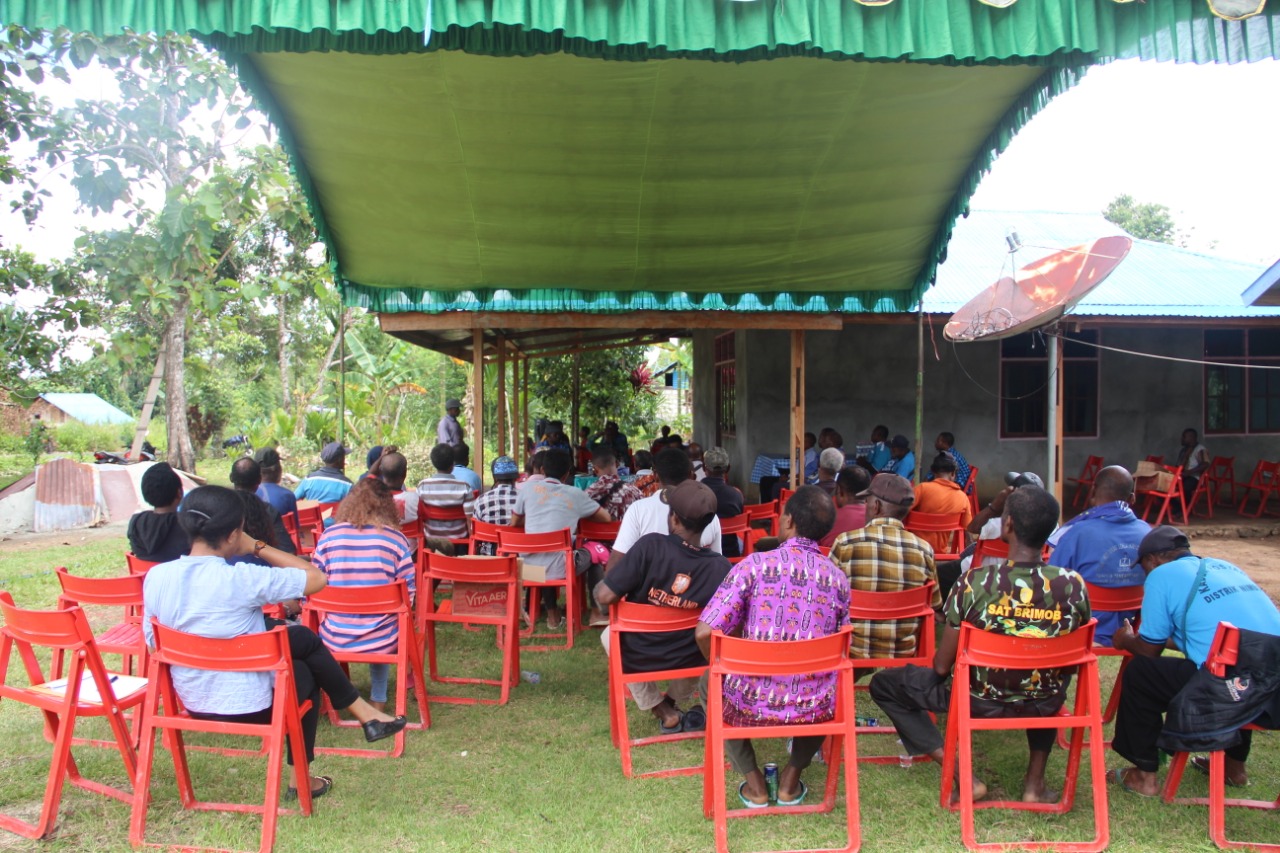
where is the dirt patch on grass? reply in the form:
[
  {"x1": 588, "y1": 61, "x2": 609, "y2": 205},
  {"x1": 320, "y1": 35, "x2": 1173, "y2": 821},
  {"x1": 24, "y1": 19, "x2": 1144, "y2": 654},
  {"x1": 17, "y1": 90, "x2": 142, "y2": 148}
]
[
  {"x1": 1191, "y1": 535, "x2": 1280, "y2": 603},
  {"x1": 0, "y1": 522, "x2": 128, "y2": 552}
]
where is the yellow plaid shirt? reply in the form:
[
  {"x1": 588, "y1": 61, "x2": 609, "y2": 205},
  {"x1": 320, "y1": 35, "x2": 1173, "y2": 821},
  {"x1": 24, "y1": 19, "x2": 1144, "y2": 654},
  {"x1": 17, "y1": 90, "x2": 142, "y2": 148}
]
[{"x1": 830, "y1": 517, "x2": 941, "y2": 660}]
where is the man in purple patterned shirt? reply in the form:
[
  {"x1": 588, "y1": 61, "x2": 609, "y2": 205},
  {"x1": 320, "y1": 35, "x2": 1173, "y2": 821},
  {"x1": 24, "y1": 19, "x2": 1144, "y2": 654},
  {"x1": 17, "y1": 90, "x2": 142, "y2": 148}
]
[{"x1": 696, "y1": 486, "x2": 850, "y2": 808}]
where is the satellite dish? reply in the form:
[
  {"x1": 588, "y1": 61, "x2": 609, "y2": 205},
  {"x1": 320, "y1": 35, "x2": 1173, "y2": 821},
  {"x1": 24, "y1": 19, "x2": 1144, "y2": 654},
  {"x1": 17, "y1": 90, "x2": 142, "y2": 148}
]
[{"x1": 944, "y1": 236, "x2": 1132, "y2": 342}]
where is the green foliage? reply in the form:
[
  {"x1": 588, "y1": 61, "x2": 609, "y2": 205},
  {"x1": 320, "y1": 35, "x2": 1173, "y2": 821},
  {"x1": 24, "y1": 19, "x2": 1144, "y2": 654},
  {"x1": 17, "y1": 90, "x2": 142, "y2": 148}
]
[
  {"x1": 51, "y1": 420, "x2": 130, "y2": 456},
  {"x1": 527, "y1": 347, "x2": 662, "y2": 441},
  {"x1": 1103, "y1": 194, "x2": 1180, "y2": 245}
]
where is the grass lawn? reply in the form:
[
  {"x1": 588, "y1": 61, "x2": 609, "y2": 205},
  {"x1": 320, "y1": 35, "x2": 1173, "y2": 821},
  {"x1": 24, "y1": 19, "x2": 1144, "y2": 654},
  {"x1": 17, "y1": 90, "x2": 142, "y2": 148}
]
[{"x1": 0, "y1": 534, "x2": 1275, "y2": 852}]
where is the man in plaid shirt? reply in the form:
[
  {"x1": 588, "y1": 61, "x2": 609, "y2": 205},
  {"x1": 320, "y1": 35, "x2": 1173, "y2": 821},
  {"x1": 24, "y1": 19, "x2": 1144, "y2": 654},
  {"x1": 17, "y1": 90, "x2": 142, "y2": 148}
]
[
  {"x1": 830, "y1": 473, "x2": 942, "y2": 661},
  {"x1": 473, "y1": 455, "x2": 521, "y2": 555}
]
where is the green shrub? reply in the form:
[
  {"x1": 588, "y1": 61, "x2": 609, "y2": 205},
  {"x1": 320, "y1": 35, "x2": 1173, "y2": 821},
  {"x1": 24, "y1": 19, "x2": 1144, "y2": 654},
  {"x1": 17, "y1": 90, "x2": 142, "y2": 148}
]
[{"x1": 53, "y1": 421, "x2": 131, "y2": 457}]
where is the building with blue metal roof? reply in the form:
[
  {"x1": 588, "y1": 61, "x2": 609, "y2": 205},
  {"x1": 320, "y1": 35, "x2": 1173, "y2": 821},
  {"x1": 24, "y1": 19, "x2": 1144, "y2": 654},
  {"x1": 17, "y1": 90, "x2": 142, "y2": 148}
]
[{"x1": 33, "y1": 393, "x2": 134, "y2": 427}]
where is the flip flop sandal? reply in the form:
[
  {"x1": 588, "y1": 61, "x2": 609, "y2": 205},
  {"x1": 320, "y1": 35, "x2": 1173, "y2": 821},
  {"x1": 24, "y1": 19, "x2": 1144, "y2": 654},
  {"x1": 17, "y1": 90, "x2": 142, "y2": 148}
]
[
  {"x1": 1191, "y1": 755, "x2": 1248, "y2": 787},
  {"x1": 777, "y1": 780, "x2": 809, "y2": 807},
  {"x1": 738, "y1": 781, "x2": 769, "y2": 809},
  {"x1": 1105, "y1": 768, "x2": 1157, "y2": 798},
  {"x1": 660, "y1": 710, "x2": 685, "y2": 735},
  {"x1": 286, "y1": 775, "x2": 333, "y2": 801},
  {"x1": 681, "y1": 704, "x2": 707, "y2": 733}
]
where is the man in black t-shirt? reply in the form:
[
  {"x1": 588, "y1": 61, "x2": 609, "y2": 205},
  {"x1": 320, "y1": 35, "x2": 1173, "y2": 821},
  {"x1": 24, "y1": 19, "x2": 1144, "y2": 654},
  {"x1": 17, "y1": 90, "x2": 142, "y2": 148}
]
[{"x1": 596, "y1": 480, "x2": 732, "y2": 734}]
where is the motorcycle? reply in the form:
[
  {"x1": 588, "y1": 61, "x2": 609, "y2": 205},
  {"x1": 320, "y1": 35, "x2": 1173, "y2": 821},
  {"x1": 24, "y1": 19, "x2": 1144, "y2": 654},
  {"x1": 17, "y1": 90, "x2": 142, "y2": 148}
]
[{"x1": 93, "y1": 441, "x2": 157, "y2": 465}]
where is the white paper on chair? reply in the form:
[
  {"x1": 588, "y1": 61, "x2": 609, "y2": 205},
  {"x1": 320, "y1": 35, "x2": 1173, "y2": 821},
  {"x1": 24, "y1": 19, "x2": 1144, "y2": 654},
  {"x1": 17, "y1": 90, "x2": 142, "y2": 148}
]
[{"x1": 31, "y1": 673, "x2": 148, "y2": 704}]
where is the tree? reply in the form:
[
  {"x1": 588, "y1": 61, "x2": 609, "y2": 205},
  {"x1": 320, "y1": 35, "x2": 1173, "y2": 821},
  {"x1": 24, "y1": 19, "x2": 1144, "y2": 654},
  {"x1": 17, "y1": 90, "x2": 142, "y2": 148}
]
[
  {"x1": 1103, "y1": 194, "x2": 1179, "y2": 245},
  {"x1": 527, "y1": 347, "x2": 662, "y2": 441},
  {"x1": 15, "y1": 30, "x2": 311, "y2": 471}
]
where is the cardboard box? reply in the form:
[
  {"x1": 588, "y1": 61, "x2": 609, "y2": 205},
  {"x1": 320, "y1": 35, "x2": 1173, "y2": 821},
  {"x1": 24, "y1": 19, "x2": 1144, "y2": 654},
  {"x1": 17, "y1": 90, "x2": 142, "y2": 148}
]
[
  {"x1": 1134, "y1": 460, "x2": 1162, "y2": 478},
  {"x1": 520, "y1": 559, "x2": 547, "y2": 584},
  {"x1": 451, "y1": 582, "x2": 510, "y2": 618},
  {"x1": 1135, "y1": 471, "x2": 1175, "y2": 493}
]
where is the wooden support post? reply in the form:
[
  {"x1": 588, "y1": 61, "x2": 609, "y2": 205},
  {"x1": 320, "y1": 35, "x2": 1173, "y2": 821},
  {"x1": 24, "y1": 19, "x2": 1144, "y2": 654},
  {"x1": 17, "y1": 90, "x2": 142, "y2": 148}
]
[
  {"x1": 790, "y1": 330, "x2": 805, "y2": 491},
  {"x1": 571, "y1": 351, "x2": 580, "y2": 459},
  {"x1": 472, "y1": 329, "x2": 485, "y2": 479},
  {"x1": 914, "y1": 304, "x2": 925, "y2": 486},
  {"x1": 522, "y1": 356, "x2": 530, "y2": 468},
  {"x1": 1048, "y1": 331, "x2": 1065, "y2": 505},
  {"x1": 497, "y1": 334, "x2": 507, "y2": 458}
]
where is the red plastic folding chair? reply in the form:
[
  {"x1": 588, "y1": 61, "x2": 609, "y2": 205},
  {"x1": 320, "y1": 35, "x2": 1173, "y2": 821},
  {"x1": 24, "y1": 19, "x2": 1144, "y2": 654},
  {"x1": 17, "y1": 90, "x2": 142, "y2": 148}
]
[
  {"x1": 1056, "y1": 583, "x2": 1143, "y2": 750},
  {"x1": 0, "y1": 592, "x2": 147, "y2": 841},
  {"x1": 778, "y1": 487, "x2": 796, "y2": 508},
  {"x1": 940, "y1": 620, "x2": 1107, "y2": 852},
  {"x1": 904, "y1": 510, "x2": 966, "y2": 561},
  {"x1": 300, "y1": 580, "x2": 429, "y2": 757},
  {"x1": 963, "y1": 465, "x2": 981, "y2": 517},
  {"x1": 702, "y1": 627, "x2": 860, "y2": 853},
  {"x1": 1161, "y1": 622, "x2": 1280, "y2": 849},
  {"x1": 1238, "y1": 460, "x2": 1280, "y2": 519},
  {"x1": 470, "y1": 518, "x2": 503, "y2": 554},
  {"x1": 607, "y1": 602, "x2": 708, "y2": 778},
  {"x1": 970, "y1": 536, "x2": 1009, "y2": 566},
  {"x1": 131, "y1": 622, "x2": 315, "y2": 853},
  {"x1": 848, "y1": 583, "x2": 936, "y2": 763},
  {"x1": 293, "y1": 504, "x2": 326, "y2": 557},
  {"x1": 1068, "y1": 456, "x2": 1104, "y2": 509},
  {"x1": 1200, "y1": 456, "x2": 1237, "y2": 508},
  {"x1": 1137, "y1": 464, "x2": 1189, "y2": 526},
  {"x1": 419, "y1": 553, "x2": 522, "y2": 705},
  {"x1": 125, "y1": 552, "x2": 160, "y2": 575},
  {"x1": 576, "y1": 518, "x2": 621, "y2": 549},
  {"x1": 400, "y1": 516, "x2": 422, "y2": 548},
  {"x1": 1146, "y1": 455, "x2": 1165, "y2": 465},
  {"x1": 497, "y1": 527, "x2": 577, "y2": 651},
  {"x1": 718, "y1": 513, "x2": 761, "y2": 564},
  {"x1": 744, "y1": 500, "x2": 779, "y2": 537},
  {"x1": 55, "y1": 569, "x2": 147, "y2": 679},
  {"x1": 422, "y1": 502, "x2": 473, "y2": 553}
]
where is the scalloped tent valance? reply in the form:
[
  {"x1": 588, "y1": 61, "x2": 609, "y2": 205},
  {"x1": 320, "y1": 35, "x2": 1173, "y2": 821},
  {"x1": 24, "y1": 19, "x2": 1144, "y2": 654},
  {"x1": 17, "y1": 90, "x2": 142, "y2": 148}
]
[{"x1": 2, "y1": 0, "x2": 1277, "y2": 314}]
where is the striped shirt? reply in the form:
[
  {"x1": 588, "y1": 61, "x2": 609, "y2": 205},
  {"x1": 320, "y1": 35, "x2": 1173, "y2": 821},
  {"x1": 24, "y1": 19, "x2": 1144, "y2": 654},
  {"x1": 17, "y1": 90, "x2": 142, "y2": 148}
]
[
  {"x1": 416, "y1": 474, "x2": 473, "y2": 538},
  {"x1": 312, "y1": 523, "x2": 415, "y2": 654},
  {"x1": 830, "y1": 517, "x2": 941, "y2": 661}
]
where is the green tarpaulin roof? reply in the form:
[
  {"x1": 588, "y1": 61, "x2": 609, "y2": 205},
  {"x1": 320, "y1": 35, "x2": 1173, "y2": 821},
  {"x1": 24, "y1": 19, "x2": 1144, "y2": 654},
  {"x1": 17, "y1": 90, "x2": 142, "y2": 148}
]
[{"x1": 6, "y1": 0, "x2": 1280, "y2": 315}]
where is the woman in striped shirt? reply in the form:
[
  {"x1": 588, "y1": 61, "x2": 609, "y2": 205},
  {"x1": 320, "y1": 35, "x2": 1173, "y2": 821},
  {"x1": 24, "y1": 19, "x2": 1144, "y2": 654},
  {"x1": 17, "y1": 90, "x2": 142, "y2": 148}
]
[{"x1": 312, "y1": 479, "x2": 416, "y2": 710}]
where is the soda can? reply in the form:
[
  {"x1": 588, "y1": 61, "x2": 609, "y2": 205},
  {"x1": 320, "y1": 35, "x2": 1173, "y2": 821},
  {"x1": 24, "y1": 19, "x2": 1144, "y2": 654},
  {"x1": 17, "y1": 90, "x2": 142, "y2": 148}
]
[{"x1": 763, "y1": 762, "x2": 779, "y2": 804}]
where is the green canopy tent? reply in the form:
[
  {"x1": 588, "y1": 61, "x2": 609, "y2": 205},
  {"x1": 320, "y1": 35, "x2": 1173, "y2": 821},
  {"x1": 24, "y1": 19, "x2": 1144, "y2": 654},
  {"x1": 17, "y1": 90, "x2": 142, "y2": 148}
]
[{"x1": 6, "y1": 0, "x2": 1279, "y2": 476}]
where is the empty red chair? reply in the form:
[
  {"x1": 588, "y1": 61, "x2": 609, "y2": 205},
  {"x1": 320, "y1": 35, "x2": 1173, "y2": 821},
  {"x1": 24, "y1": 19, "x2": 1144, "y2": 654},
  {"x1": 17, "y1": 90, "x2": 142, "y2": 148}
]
[
  {"x1": 940, "y1": 621, "x2": 1107, "y2": 852},
  {"x1": 848, "y1": 583, "x2": 936, "y2": 763},
  {"x1": 0, "y1": 592, "x2": 147, "y2": 841},
  {"x1": 1201, "y1": 456, "x2": 1238, "y2": 508},
  {"x1": 1146, "y1": 455, "x2": 1165, "y2": 465},
  {"x1": 904, "y1": 510, "x2": 966, "y2": 561},
  {"x1": 497, "y1": 527, "x2": 577, "y2": 651},
  {"x1": 1068, "y1": 456, "x2": 1104, "y2": 509},
  {"x1": 125, "y1": 552, "x2": 160, "y2": 575},
  {"x1": 703, "y1": 627, "x2": 860, "y2": 853},
  {"x1": 422, "y1": 503, "x2": 473, "y2": 553},
  {"x1": 1137, "y1": 464, "x2": 1189, "y2": 527},
  {"x1": 744, "y1": 500, "x2": 779, "y2": 537},
  {"x1": 1238, "y1": 460, "x2": 1280, "y2": 519},
  {"x1": 300, "y1": 580, "x2": 428, "y2": 757},
  {"x1": 130, "y1": 623, "x2": 315, "y2": 853},
  {"x1": 55, "y1": 569, "x2": 147, "y2": 679},
  {"x1": 607, "y1": 602, "x2": 708, "y2": 778},
  {"x1": 1161, "y1": 622, "x2": 1280, "y2": 850},
  {"x1": 419, "y1": 553, "x2": 522, "y2": 705}
]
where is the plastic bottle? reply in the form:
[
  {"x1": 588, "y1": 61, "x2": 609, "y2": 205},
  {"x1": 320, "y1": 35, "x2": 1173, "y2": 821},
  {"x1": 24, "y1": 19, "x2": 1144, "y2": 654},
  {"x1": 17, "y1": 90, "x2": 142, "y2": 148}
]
[
  {"x1": 897, "y1": 738, "x2": 912, "y2": 769},
  {"x1": 521, "y1": 670, "x2": 541, "y2": 684}
]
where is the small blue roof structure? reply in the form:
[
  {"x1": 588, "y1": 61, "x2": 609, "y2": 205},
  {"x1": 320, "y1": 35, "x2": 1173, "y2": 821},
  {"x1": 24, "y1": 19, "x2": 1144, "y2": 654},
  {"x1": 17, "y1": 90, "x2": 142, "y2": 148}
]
[
  {"x1": 1242, "y1": 257, "x2": 1280, "y2": 307},
  {"x1": 922, "y1": 210, "x2": 1280, "y2": 319},
  {"x1": 38, "y1": 393, "x2": 134, "y2": 426}
]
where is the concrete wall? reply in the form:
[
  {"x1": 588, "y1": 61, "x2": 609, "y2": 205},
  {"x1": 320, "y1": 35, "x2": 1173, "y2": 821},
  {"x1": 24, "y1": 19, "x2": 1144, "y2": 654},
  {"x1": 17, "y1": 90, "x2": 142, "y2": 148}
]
[{"x1": 693, "y1": 320, "x2": 1279, "y2": 503}]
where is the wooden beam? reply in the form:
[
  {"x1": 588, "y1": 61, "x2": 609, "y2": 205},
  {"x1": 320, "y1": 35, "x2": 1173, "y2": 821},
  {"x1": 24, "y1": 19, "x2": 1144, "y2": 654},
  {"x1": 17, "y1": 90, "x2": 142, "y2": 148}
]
[
  {"x1": 790, "y1": 330, "x2": 805, "y2": 490},
  {"x1": 519, "y1": 333, "x2": 675, "y2": 360},
  {"x1": 379, "y1": 310, "x2": 843, "y2": 333},
  {"x1": 472, "y1": 328, "x2": 484, "y2": 479},
  {"x1": 497, "y1": 334, "x2": 507, "y2": 458},
  {"x1": 521, "y1": 356, "x2": 530, "y2": 468}
]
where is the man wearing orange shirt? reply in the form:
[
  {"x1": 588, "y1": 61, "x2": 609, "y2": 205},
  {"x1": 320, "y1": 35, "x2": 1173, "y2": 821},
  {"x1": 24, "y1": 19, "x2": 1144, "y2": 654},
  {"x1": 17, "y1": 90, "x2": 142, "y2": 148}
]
[{"x1": 911, "y1": 455, "x2": 972, "y2": 555}]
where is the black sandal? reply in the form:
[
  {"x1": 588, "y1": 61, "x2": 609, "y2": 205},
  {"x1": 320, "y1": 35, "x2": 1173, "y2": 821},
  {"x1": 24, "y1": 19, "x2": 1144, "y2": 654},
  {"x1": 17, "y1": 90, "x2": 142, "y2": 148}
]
[{"x1": 286, "y1": 775, "x2": 333, "y2": 801}]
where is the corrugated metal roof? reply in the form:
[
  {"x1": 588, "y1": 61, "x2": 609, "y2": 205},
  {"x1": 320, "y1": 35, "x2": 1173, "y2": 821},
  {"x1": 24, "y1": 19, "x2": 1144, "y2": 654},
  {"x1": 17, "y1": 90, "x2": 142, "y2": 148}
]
[
  {"x1": 921, "y1": 210, "x2": 1280, "y2": 318},
  {"x1": 32, "y1": 457, "x2": 102, "y2": 532},
  {"x1": 39, "y1": 393, "x2": 134, "y2": 425}
]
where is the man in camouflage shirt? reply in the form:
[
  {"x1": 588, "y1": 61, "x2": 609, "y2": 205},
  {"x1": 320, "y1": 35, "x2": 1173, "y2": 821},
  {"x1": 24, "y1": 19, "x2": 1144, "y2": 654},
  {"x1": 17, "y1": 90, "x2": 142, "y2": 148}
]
[{"x1": 870, "y1": 485, "x2": 1089, "y2": 803}]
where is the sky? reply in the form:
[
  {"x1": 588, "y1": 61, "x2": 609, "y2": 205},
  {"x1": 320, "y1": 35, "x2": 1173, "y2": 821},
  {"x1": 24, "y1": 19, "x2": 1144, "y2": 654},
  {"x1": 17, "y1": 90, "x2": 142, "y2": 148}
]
[
  {"x1": 970, "y1": 58, "x2": 1280, "y2": 265},
  {"x1": 3, "y1": 57, "x2": 1279, "y2": 268}
]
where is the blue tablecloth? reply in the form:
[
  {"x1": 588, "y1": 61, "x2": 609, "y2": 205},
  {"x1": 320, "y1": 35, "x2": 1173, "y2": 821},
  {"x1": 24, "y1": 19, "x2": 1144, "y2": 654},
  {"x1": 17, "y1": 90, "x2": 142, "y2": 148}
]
[
  {"x1": 573, "y1": 475, "x2": 600, "y2": 490},
  {"x1": 750, "y1": 453, "x2": 791, "y2": 484}
]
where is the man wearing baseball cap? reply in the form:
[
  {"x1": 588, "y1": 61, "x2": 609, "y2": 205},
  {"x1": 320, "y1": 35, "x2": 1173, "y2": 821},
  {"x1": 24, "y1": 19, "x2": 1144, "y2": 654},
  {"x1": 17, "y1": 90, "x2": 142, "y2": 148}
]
[
  {"x1": 1109, "y1": 526, "x2": 1280, "y2": 796},
  {"x1": 701, "y1": 447, "x2": 744, "y2": 557},
  {"x1": 437, "y1": 398, "x2": 464, "y2": 451},
  {"x1": 595, "y1": 480, "x2": 732, "y2": 734},
  {"x1": 254, "y1": 447, "x2": 299, "y2": 531},
  {"x1": 831, "y1": 473, "x2": 942, "y2": 663},
  {"x1": 472, "y1": 455, "x2": 521, "y2": 555},
  {"x1": 294, "y1": 441, "x2": 354, "y2": 504}
]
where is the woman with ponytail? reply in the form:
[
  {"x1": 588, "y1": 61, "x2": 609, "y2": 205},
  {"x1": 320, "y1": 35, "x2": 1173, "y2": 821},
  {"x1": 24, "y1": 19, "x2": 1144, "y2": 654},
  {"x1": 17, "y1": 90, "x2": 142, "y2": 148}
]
[{"x1": 142, "y1": 485, "x2": 408, "y2": 801}]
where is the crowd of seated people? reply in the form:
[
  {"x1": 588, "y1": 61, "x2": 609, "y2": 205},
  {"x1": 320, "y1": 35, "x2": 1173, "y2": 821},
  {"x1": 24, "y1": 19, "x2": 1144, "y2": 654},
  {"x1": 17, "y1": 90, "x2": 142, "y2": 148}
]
[{"x1": 110, "y1": 415, "x2": 1280, "y2": 832}]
